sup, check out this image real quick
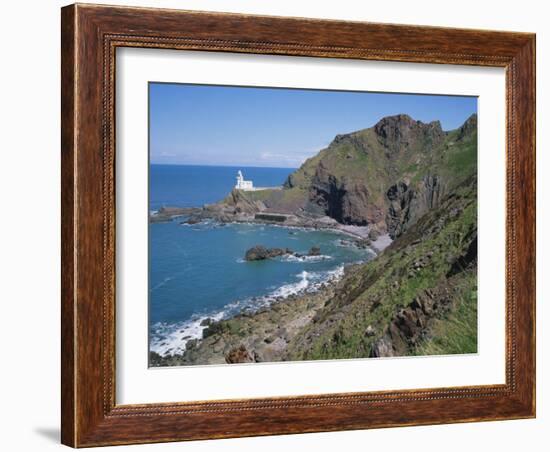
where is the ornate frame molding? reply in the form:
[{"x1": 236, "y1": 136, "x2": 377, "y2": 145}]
[{"x1": 61, "y1": 4, "x2": 535, "y2": 447}]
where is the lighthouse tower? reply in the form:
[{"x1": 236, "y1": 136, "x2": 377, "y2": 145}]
[{"x1": 235, "y1": 170, "x2": 254, "y2": 190}]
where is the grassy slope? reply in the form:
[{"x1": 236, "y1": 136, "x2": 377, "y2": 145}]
[
  {"x1": 285, "y1": 176, "x2": 478, "y2": 360},
  {"x1": 198, "y1": 114, "x2": 479, "y2": 362},
  {"x1": 161, "y1": 160, "x2": 479, "y2": 366},
  {"x1": 413, "y1": 272, "x2": 478, "y2": 356}
]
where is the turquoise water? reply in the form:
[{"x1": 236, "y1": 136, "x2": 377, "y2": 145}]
[{"x1": 149, "y1": 165, "x2": 374, "y2": 356}]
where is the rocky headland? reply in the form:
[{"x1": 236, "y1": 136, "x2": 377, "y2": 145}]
[{"x1": 150, "y1": 113, "x2": 478, "y2": 365}]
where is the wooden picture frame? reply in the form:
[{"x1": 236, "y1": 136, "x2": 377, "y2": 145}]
[{"x1": 61, "y1": 3, "x2": 535, "y2": 447}]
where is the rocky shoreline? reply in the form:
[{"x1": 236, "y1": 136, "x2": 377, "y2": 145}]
[
  {"x1": 149, "y1": 202, "x2": 394, "y2": 365},
  {"x1": 149, "y1": 261, "x2": 360, "y2": 367},
  {"x1": 148, "y1": 222, "x2": 390, "y2": 366},
  {"x1": 151, "y1": 204, "x2": 391, "y2": 247},
  {"x1": 150, "y1": 176, "x2": 478, "y2": 367}
]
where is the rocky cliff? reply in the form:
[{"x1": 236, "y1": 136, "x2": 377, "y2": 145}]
[
  {"x1": 231, "y1": 113, "x2": 477, "y2": 239},
  {"x1": 286, "y1": 175, "x2": 478, "y2": 360}
]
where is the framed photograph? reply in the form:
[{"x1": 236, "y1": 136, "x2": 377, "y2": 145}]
[{"x1": 61, "y1": 3, "x2": 535, "y2": 447}]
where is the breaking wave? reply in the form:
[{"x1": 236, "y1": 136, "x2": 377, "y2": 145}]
[
  {"x1": 149, "y1": 265, "x2": 345, "y2": 357},
  {"x1": 279, "y1": 254, "x2": 333, "y2": 263}
]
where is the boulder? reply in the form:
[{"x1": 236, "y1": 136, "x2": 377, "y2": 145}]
[
  {"x1": 185, "y1": 339, "x2": 199, "y2": 351},
  {"x1": 181, "y1": 217, "x2": 200, "y2": 225},
  {"x1": 355, "y1": 238, "x2": 372, "y2": 249},
  {"x1": 202, "y1": 321, "x2": 225, "y2": 339},
  {"x1": 370, "y1": 335, "x2": 394, "y2": 357},
  {"x1": 244, "y1": 245, "x2": 294, "y2": 261},
  {"x1": 225, "y1": 345, "x2": 256, "y2": 364},
  {"x1": 267, "y1": 247, "x2": 291, "y2": 258},
  {"x1": 368, "y1": 229, "x2": 380, "y2": 240},
  {"x1": 308, "y1": 246, "x2": 321, "y2": 256},
  {"x1": 244, "y1": 245, "x2": 269, "y2": 261},
  {"x1": 370, "y1": 286, "x2": 454, "y2": 357}
]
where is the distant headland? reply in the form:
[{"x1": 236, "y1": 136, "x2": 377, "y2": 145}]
[{"x1": 235, "y1": 169, "x2": 283, "y2": 192}]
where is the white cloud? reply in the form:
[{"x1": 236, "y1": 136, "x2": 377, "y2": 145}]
[{"x1": 259, "y1": 146, "x2": 323, "y2": 167}]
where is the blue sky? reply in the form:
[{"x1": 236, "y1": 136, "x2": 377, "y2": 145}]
[{"x1": 149, "y1": 83, "x2": 477, "y2": 168}]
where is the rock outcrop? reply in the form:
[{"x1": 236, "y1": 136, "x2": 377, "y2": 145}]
[
  {"x1": 308, "y1": 246, "x2": 321, "y2": 256},
  {"x1": 244, "y1": 245, "x2": 294, "y2": 261},
  {"x1": 385, "y1": 175, "x2": 447, "y2": 239},
  {"x1": 279, "y1": 113, "x2": 477, "y2": 237},
  {"x1": 178, "y1": 114, "x2": 477, "y2": 240},
  {"x1": 225, "y1": 189, "x2": 267, "y2": 214},
  {"x1": 225, "y1": 345, "x2": 257, "y2": 364},
  {"x1": 370, "y1": 285, "x2": 453, "y2": 357},
  {"x1": 374, "y1": 114, "x2": 445, "y2": 156},
  {"x1": 308, "y1": 165, "x2": 382, "y2": 226}
]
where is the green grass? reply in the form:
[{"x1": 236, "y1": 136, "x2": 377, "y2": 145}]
[
  {"x1": 413, "y1": 272, "x2": 478, "y2": 355},
  {"x1": 444, "y1": 135, "x2": 477, "y2": 178},
  {"x1": 245, "y1": 189, "x2": 279, "y2": 202},
  {"x1": 286, "y1": 177, "x2": 478, "y2": 361}
]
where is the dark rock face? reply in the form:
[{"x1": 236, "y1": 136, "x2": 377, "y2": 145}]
[
  {"x1": 202, "y1": 322, "x2": 225, "y2": 339},
  {"x1": 457, "y1": 113, "x2": 478, "y2": 141},
  {"x1": 447, "y1": 232, "x2": 478, "y2": 277},
  {"x1": 374, "y1": 114, "x2": 445, "y2": 156},
  {"x1": 149, "y1": 351, "x2": 165, "y2": 366},
  {"x1": 296, "y1": 114, "x2": 461, "y2": 231},
  {"x1": 309, "y1": 163, "x2": 382, "y2": 226},
  {"x1": 370, "y1": 285, "x2": 453, "y2": 357},
  {"x1": 385, "y1": 175, "x2": 447, "y2": 239},
  {"x1": 244, "y1": 245, "x2": 293, "y2": 261},
  {"x1": 329, "y1": 131, "x2": 372, "y2": 154},
  {"x1": 386, "y1": 181, "x2": 413, "y2": 238},
  {"x1": 225, "y1": 189, "x2": 265, "y2": 214},
  {"x1": 369, "y1": 335, "x2": 394, "y2": 357}
]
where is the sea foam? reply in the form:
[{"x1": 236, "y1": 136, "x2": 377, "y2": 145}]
[
  {"x1": 149, "y1": 265, "x2": 346, "y2": 357},
  {"x1": 280, "y1": 254, "x2": 333, "y2": 263}
]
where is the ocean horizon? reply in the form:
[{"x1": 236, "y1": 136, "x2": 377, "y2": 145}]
[{"x1": 149, "y1": 164, "x2": 297, "y2": 211}]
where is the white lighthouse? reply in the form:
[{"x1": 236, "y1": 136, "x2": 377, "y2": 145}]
[{"x1": 235, "y1": 170, "x2": 254, "y2": 190}]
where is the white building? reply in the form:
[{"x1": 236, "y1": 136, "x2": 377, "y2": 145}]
[{"x1": 235, "y1": 170, "x2": 254, "y2": 190}]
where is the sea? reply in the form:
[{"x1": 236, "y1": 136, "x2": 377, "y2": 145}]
[{"x1": 149, "y1": 164, "x2": 375, "y2": 357}]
